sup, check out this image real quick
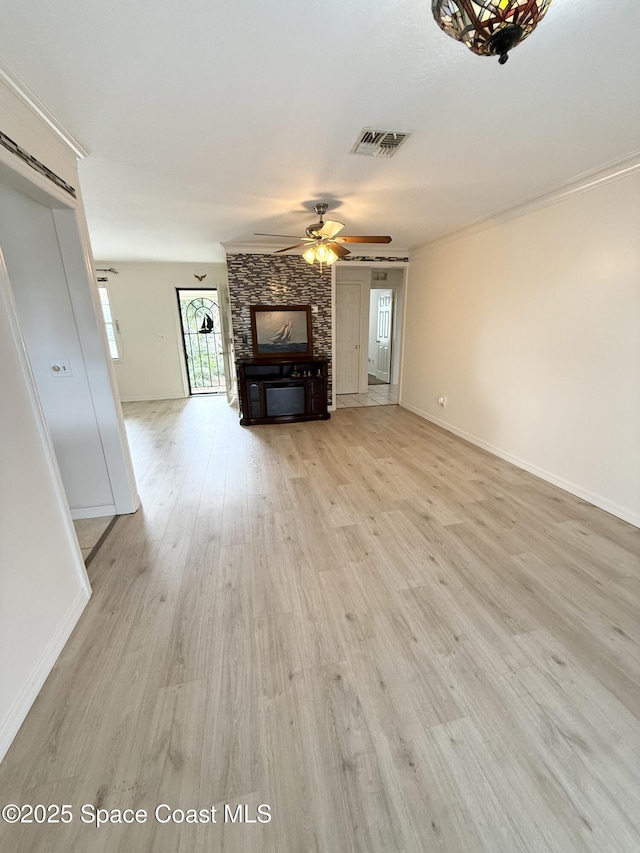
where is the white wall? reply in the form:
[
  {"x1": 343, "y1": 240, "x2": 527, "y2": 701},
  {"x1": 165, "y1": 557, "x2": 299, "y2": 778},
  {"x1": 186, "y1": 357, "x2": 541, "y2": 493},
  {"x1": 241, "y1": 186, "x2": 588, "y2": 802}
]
[
  {"x1": 0, "y1": 251, "x2": 90, "y2": 762},
  {"x1": 402, "y1": 172, "x2": 640, "y2": 526},
  {"x1": 99, "y1": 261, "x2": 229, "y2": 401}
]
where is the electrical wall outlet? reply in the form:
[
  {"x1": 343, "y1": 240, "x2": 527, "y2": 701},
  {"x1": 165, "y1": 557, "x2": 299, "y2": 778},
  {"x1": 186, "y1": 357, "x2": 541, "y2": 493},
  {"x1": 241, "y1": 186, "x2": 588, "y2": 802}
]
[
  {"x1": 437, "y1": 396, "x2": 446, "y2": 407},
  {"x1": 50, "y1": 360, "x2": 72, "y2": 377}
]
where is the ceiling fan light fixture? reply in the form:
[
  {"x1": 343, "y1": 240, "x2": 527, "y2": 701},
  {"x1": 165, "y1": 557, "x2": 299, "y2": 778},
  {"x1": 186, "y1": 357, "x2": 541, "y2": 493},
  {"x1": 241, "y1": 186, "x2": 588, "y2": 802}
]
[
  {"x1": 317, "y1": 244, "x2": 339, "y2": 265},
  {"x1": 303, "y1": 243, "x2": 339, "y2": 268},
  {"x1": 262, "y1": 202, "x2": 390, "y2": 268},
  {"x1": 431, "y1": 0, "x2": 554, "y2": 64}
]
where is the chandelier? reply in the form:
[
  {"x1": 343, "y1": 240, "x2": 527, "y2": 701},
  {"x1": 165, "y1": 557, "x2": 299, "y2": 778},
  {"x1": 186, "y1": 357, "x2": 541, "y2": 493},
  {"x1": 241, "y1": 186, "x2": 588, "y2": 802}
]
[
  {"x1": 302, "y1": 241, "x2": 339, "y2": 269},
  {"x1": 432, "y1": 1, "x2": 554, "y2": 65}
]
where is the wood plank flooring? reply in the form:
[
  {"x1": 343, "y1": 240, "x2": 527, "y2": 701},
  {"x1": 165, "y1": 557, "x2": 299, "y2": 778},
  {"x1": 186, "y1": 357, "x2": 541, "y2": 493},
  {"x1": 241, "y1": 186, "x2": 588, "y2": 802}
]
[{"x1": 1, "y1": 396, "x2": 639, "y2": 852}]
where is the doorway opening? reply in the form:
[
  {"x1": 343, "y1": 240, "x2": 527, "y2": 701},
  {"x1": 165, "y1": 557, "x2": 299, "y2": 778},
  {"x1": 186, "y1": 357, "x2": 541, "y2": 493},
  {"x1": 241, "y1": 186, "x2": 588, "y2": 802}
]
[
  {"x1": 177, "y1": 288, "x2": 227, "y2": 395},
  {"x1": 368, "y1": 288, "x2": 394, "y2": 386},
  {"x1": 334, "y1": 265, "x2": 405, "y2": 409}
]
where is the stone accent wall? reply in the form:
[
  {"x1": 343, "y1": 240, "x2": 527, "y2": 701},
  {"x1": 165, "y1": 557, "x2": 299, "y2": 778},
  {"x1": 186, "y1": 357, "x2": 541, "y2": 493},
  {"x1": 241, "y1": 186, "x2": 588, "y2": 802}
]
[
  {"x1": 226, "y1": 253, "x2": 333, "y2": 397},
  {"x1": 341, "y1": 255, "x2": 409, "y2": 263}
]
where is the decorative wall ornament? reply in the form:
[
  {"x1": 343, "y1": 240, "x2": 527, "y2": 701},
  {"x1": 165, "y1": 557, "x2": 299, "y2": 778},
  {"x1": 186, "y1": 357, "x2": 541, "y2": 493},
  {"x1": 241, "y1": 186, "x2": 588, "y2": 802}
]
[{"x1": 431, "y1": 0, "x2": 554, "y2": 65}]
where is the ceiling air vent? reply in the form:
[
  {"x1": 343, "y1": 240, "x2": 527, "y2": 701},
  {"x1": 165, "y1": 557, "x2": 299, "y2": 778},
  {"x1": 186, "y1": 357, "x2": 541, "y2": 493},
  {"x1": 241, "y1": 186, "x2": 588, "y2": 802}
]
[{"x1": 350, "y1": 128, "x2": 411, "y2": 158}]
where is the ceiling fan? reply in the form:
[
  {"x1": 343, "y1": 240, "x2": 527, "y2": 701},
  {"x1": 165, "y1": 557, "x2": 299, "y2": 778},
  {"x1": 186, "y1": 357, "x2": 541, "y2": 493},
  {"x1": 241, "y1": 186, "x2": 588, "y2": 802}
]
[{"x1": 255, "y1": 203, "x2": 392, "y2": 266}]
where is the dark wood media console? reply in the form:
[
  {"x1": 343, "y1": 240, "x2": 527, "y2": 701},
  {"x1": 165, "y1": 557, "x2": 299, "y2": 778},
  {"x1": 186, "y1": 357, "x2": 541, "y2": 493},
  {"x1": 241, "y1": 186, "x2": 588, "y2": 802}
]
[{"x1": 237, "y1": 357, "x2": 330, "y2": 426}]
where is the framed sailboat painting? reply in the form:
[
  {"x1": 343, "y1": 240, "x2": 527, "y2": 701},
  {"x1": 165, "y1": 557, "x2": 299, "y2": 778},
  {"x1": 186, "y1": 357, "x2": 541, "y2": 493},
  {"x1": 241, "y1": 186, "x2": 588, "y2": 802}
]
[{"x1": 250, "y1": 305, "x2": 313, "y2": 358}]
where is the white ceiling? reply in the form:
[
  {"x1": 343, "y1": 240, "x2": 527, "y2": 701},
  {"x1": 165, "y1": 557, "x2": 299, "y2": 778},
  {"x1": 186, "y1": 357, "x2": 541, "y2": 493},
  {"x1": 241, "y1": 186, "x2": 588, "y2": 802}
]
[{"x1": 1, "y1": 0, "x2": 639, "y2": 261}]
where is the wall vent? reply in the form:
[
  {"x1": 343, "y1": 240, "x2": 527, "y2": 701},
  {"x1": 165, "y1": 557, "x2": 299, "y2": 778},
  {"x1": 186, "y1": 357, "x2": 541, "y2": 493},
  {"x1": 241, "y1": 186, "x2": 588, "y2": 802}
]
[{"x1": 350, "y1": 128, "x2": 411, "y2": 158}]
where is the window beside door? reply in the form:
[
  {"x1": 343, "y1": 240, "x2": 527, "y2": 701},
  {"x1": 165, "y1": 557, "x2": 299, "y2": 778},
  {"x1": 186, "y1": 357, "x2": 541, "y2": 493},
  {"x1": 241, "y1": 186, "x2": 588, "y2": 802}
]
[{"x1": 98, "y1": 284, "x2": 119, "y2": 360}]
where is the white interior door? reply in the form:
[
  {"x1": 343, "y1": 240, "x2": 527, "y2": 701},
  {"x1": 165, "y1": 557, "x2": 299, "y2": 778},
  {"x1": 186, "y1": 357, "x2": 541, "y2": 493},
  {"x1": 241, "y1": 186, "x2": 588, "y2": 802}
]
[
  {"x1": 336, "y1": 283, "x2": 361, "y2": 394},
  {"x1": 375, "y1": 289, "x2": 393, "y2": 383}
]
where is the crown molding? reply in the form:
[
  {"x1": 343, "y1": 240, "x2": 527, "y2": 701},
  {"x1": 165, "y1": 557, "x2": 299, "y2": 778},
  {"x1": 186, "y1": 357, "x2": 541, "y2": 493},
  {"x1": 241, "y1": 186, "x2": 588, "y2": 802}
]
[
  {"x1": 0, "y1": 65, "x2": 88, "y2": 160},
  {"x1": 412, "y1": 151, "x2": 640, "y2": 254}
]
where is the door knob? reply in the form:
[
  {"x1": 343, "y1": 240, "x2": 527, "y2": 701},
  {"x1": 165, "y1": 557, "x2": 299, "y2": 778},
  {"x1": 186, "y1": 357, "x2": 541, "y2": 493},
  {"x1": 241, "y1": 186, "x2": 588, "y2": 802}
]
[{"x1": 355, "y1": 345, "x2": 360, "y2": 349}]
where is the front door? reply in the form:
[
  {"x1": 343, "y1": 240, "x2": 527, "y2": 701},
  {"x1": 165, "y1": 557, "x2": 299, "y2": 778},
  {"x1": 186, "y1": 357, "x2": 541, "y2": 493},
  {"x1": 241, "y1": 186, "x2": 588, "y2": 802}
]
[
  {"x1": 336, "y1": 283, "x2": 361, "y2": 394},
  {"x1": 177, "y1": 288, "x2": 227, "y2": 395}
]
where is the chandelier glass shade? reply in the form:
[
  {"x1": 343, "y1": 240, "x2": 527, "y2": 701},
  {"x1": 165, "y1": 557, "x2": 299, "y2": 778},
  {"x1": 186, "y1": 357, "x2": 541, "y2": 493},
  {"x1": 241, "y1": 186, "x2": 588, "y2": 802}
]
[
  {"x1": 302, "y1": 242, "x2": 339, "y2": 267},
  {"x1": 431, "y1": 0, "x2": 554, "y2": 64}
]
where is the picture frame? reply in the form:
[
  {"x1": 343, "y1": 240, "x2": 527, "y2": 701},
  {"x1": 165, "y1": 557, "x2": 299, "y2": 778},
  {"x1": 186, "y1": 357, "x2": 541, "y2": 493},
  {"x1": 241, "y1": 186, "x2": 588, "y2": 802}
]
[{"x1": 250, "y1": 305, "x2": 313, "y2": 359}]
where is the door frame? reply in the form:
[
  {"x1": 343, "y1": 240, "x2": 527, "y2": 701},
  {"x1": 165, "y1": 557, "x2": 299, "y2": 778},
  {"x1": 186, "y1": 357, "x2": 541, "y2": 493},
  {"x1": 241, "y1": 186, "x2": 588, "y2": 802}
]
[
  {"x1": 176, "y1": 286, "x2": 227, "y2": 396},
  {"x1": 331, "y1": 261, "x2": 409, "y2": 410}
]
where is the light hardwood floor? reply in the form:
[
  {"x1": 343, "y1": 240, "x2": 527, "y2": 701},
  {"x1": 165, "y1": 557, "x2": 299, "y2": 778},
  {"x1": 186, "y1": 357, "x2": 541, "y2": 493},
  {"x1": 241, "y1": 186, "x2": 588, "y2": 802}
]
[{"x1": 1, "y1": 396, "x2": 639, "y2": 852}]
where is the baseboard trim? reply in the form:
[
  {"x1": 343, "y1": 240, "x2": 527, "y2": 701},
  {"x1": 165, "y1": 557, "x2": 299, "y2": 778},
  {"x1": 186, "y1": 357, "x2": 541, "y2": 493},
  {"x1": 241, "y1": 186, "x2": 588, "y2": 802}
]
[
  {"x1": 0, "y1": 587, "x2": 90, "y2": 764},
  {"x1": 70, "y1": 504, "x2": 116, "y2": 520},
  {"x1": 400, "y1": 402, "x2": 640, "y2": 529}
]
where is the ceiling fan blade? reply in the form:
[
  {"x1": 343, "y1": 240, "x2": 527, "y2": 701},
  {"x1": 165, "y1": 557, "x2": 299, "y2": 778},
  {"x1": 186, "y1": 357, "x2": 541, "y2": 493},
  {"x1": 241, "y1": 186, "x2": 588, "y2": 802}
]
[
  {"x1": 329, "y1": 241, "x2": 350, "y2": 258},
  {"x1": 337, "y1": 235, "x2": 392, "y2": 244},
  {"x1": 318, "y1": 220, "x2": 344, "y2": 239},
  {"x1": 274, "y1": 242, "x2": 310, "y2": 253}
]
